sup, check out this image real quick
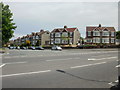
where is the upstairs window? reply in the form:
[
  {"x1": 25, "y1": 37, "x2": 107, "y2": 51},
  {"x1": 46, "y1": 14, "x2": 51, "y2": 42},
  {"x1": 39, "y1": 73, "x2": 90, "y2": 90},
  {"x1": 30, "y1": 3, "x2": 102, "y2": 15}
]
[
  {"x1": 93, "y1": 31, "x2": 100, "y2": 36},
  {"x1": 51, "y1": 33, "x2": 54, "y2": 37},
  {"x1": 62, "y1": 32, "x2": 68, "y2": 37},
  {"x1": 32, "y1": 36, "x2": 35, "y2": 39},
  {"x1": 88, "y1": 31, "x2": 91, "y2": 36},
  {"x1": 102, "y1": 31, "x2": 109, "y2": 36},
  {"x1": 69, "y1": 32, "x2": 73, "y2": 37},
  {"x1": 36, "y1": 36, "x2": 39, "y2": 39},
  {"x1": 55, "y1": 33, "x2": 61, "y2": 37},
  {"x1": 111, "y1": 32, "x2": 115, "y2": 36}
]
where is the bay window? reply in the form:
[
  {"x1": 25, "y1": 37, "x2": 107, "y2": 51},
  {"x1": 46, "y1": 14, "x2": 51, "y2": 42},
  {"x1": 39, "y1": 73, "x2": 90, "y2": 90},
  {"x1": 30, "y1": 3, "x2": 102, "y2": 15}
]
[
  {"x1": 102, "y1": 31, "x2": 109, "y2": 36},
  {"x1": 93, "y1": 38, "x2": 100, "y2": 43},
  {"x1": 55, "y1": 33, "x2": 61, "y2": 37},
  {"x1": 55, "y1": 38, "x2": 61, "y2": 44},
  {"x1": 93, "y1": 31, "x2": 100, "y2": 36},
  {"x1": 102, "y1": 38, "x2": 109, "y2": 43},
  {"x1": 111, "y1": 38, "x2": 115, "y2": 43},
  {"x1": 62, "y1": 32, "x2": 68, "y2": 37}
]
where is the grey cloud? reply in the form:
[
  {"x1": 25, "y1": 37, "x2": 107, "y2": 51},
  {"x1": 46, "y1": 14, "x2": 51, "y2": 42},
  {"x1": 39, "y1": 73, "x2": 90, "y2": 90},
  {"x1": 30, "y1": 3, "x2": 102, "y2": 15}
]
[{"x1": 5, "y1": 2, "x2": 118, "y2": 39}]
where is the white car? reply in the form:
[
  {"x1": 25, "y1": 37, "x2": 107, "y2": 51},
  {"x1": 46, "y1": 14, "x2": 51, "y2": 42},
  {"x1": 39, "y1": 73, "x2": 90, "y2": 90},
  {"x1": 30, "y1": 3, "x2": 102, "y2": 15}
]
[{"x1": 51, "y1": 46, "x2": 62, "y2": 51}]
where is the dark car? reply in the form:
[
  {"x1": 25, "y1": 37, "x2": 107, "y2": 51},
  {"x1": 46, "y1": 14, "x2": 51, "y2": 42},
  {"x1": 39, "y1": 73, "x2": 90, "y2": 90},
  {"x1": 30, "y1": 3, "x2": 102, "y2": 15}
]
[
  {"x1": 35, "y1": 46, "x2": 44, "y2": 50},
  {"x1": 8, "y1": 46, "x2": 16, "y2": 49}
]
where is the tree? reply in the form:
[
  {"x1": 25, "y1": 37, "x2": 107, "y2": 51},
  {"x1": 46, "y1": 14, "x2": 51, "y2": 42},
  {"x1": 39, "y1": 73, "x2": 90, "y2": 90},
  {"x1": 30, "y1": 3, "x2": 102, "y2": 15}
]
[
  {"x1": 116, "y1": 31, "x2": 120, "y2": 39},
  {"x1": 1, "y1": 3, "x2": 17, "y2": 46},
  {"x1": 80, "y1": 37, "x2": 84, "y2": 45}
]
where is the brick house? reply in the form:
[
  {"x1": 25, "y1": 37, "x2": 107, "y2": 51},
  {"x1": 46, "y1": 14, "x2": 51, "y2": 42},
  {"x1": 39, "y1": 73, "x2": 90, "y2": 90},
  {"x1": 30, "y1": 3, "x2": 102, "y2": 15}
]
[
  {"x1": 13, "y1": 30, "x2": 50, "y2": 46},
  {"x1": 86, "y1": 24, "x2": 116, "y2": 45},
  {"x1": 50, "y1": 26, "x2": 80, "y2": 47}
]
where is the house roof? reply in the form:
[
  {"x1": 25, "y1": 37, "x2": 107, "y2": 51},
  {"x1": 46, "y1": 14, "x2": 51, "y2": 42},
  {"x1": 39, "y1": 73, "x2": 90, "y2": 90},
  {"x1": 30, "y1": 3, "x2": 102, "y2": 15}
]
[
  {"x1": 52, "y1": 27, "x2": 77, "y2": 33},
  {"x1": 66, "y1": 28, "x2": 77, "y2": 32},
  {"x1": 86, "y1": 26, "x2": 115, "y2": 32}
]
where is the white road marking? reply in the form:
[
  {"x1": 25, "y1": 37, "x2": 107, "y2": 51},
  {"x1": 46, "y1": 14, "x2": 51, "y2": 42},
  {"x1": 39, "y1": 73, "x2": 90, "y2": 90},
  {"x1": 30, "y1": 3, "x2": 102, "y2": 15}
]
[
  {"x1": 46, "y1": 58, "x2": 80, "y2": 61},
  {"x1": 108, "y1": 82, "x2": 116, "y2": 86},
  {"x1": 108, "y1": 80, "x2": 118, "y2": 86},
  {"x1": 91, "y1": 55, "x2": 111, "y2": 57},
  {"x1": 115, "y1": 80, "x2": 118, "y2": 82},
  {"x1": 4, "y1": 61, "x2": 27, "y2": 65},
  {"x1": 0, "y1": 64, "x2": 6, "y2": 68},
  {"x1": 116, "y1": 64, "x2": 120, "y2": 68},
  {"x1": 70, "y1": 62, "x2": 106, "y2": 69},
  {"x1": 1, "y1": 70, "x2": 51, "y2": 77},
  {"x1": 88, "y1": 57, "x2": 117, "y2": 61}
]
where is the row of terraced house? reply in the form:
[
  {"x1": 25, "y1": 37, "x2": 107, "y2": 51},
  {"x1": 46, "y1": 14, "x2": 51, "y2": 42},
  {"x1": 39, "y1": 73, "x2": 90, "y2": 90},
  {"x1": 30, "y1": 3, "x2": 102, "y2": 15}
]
[{"x1": 11, "y1": 24, "x2": 116, "y2": 47}]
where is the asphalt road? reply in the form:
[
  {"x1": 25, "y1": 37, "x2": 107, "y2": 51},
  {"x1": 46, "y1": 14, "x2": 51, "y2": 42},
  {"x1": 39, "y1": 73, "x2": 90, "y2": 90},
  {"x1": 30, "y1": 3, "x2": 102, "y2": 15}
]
[{"x1": 1, "y1": 48, "x2": 119, "y2": 88}]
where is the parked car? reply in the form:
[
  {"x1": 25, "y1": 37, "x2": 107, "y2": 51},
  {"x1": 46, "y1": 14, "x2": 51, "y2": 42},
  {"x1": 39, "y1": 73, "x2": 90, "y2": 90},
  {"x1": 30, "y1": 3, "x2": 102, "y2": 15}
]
[
  {"x1": 28, "y1": 46, "x2": 35, "y2": 50},
  {"x1": 16, "y1": 46, "x2": 20, "y2": 50},
  {"x1": 8, "y1": 46, "x2": 14, "y2": 49},
  {"x1": 35, "y1": 46, "x2": 44, "y2": 50},
  {"x1": 51, "y1": 46, "x2": 62, "y2": 51},
  {"x1": 20, "y1": 47, "x2": 27, "y2": 50}
]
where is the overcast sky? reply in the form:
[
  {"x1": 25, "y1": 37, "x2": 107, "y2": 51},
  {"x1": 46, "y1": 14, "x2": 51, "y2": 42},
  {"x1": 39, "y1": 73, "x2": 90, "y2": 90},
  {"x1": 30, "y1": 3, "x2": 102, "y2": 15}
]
[{"x1": 4, "y1": 2, "x2": 118, "y2": 39}]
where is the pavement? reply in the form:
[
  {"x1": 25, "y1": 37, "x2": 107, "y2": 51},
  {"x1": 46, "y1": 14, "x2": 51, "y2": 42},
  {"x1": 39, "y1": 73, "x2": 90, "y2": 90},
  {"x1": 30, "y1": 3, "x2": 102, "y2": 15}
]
[{"x1": 0, "y1": 48, "x2": 119, "y2": 88}]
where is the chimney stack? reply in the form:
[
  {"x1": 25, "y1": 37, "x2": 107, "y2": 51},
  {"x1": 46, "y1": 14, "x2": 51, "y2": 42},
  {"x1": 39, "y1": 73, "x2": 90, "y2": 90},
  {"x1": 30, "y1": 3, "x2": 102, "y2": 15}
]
[
  {"x1": 98, "y1": 24, "x2": 101, "y2": 27},
  {"x1": 64, "y1": 25, "x2": 67, "y2": 28},
  {"x1": 40, "y1": 29, "x2": 44, "y2": 32}
]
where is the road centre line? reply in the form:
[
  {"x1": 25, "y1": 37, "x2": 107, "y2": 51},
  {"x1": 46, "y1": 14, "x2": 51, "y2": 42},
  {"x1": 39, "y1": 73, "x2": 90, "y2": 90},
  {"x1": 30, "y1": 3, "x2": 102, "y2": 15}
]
[
  {"x1": 88, "y1": 57, "x2": 117, "y2": 61},
  {"x1": 46, "y1": 58, "x2": 80, "y2": 61},
  {"x1": 4, "y1": 61, "x2": 27, "y2": 65},
  {"x1": 70, "y1": 62, "x2": 106, "y2": 69},
  {"x1": 1, "y1": 70, "x2": 51, "y2": 77},
  {"x1": 91, "y1": 55, "x2": 111, "y2": 57},
  {"x1": 0, "y1": 64, "x2": 6, "y2": 68}
]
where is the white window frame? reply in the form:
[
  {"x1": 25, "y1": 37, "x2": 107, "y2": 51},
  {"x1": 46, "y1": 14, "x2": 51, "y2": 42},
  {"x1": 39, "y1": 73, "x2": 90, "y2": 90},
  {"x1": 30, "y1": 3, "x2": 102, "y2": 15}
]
[
  {"x1": 33, "y1": 36, "x2": 35, "y2": 39},
  {"x1": 111, "y1": 38, "x2": 115, "y2": 43},
  {"x1": 87, "y1": 39, "x2": 92, "y2": 43},
  {"x1": 62, "y1": 32, "x2": 68, "y2": 37},
  {"x1": 55, "y1": 38, "x2": 61, "y2": 44},
  {"x1": 93, "y1": 38, "x2": 100, "y2": 43},
  {"x1": 111, "y1": 32, "x2": 115, "y2": 36},
  {"x1": 102, "y1": 38, "x2": 109, "y2": 43},
  {"x1": 69, "y1": 38, "x2": 73, "y2": 44},
  {"x1": 36, "y1": 36, "x2": 39, "y2": 39},
  {"x1": 102, "y1": 31, "x2": 109, "y2": 36},
  {"x1": 70, "y1": 32, "x2": 73, "y2": 37},
  {"x1": 55, "y1": 33, "x2": 61, "y2": 37},
  {"x1": 88, "y1": 31, "x2": 91, "y2": 36},
  {"x1": 62, "y1": 39, "x2": 68, "y2": 44},
  {"x1": 93, "y1": 31, "x2": 100, "y2": 36}
]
